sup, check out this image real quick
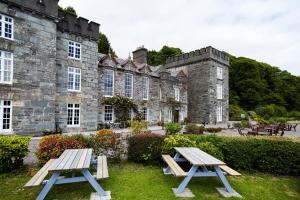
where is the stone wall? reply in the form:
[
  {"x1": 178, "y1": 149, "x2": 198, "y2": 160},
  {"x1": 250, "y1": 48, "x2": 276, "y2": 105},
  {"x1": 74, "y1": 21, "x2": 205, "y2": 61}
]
[
  {"x1": 56, "y1": 31, "x2": 99, "y2": 133},
  {"x1": 0, "y1": 2, "x2": 57, "y2": 135}
]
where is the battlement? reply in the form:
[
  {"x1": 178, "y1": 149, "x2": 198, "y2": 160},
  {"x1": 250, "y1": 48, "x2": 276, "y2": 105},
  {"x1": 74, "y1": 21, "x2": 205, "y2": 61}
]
[
  {"x1": 165, "y1": 46, "x2": 229, "y2": 68},
  {"x1": 2, "y1": 0, "x2": 59, "y2": 19},
  {"x1": 57, "y1": 10, "x2": 100, "y2": 41}
]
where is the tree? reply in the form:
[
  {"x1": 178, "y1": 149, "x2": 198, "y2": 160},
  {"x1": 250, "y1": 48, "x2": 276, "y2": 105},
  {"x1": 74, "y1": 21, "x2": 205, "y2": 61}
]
[
  {"x1": 98, "y1": 33, "x2": 116, "y2": 56},
  {"x1": 147, "y1": 45, "x2": 183, "y2": 66},
  {"x1": 64, "y1": 6, "x2": 77, "y2": 16}
]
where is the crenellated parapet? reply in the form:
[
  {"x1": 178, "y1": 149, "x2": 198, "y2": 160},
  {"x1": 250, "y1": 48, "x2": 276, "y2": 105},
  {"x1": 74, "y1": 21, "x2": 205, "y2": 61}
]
[
  {"x1": 57, "y1": 10, "x2": 100, "y2": 41},
  {"x1": 165, "y1": 46, "x2": 229, "y2": 68},
  {"x1": 1, "y1": 0, "x2": 59, "y2": 19}
]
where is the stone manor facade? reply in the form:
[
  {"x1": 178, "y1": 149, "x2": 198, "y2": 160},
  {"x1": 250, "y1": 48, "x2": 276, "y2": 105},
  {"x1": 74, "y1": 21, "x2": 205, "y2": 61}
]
[{"x1": 0, "y1": 0, "x2": 229, "y2": 136}]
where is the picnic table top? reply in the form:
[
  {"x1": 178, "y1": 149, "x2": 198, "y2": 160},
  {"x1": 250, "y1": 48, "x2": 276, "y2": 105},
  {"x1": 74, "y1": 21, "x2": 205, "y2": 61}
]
[
  {"x1": 48, "y1": 149, "x2": 93, "y2": 171},
  {"x1": 175, "y1": 147, "x2": 225, "y2": 166}
]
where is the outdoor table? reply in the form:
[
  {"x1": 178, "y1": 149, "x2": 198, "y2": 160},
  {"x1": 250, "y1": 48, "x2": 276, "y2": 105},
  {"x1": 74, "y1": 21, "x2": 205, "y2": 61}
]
[
  {"x1": 165, "y1": 147, "x2": 241, "y2": 197},
  {"x1": 35, "y1": 148, "x2": 109, "y2": 200}
]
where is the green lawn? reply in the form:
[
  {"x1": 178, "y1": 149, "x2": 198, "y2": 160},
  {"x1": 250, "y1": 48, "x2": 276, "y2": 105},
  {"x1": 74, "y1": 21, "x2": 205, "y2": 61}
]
[{"x1": 0, "y1": 163, "x2": 299, "y2": 200}]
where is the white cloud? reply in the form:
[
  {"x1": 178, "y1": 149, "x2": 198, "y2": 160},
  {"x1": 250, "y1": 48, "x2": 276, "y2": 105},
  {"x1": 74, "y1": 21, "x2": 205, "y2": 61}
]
[{"x1": 59, "y1": 0, "x2": 300, "y2": 75}]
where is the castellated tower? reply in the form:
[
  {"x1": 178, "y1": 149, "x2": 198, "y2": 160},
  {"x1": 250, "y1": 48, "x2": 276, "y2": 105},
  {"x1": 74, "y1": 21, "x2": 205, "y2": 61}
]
[{"x1": 164, "y1": 46, "x2": 229, "y2": 124}]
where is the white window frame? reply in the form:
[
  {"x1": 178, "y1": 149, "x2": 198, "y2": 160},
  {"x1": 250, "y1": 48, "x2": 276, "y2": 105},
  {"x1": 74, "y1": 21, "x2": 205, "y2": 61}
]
[
  {"x1": 174, "y1": 87, "x2": 180, "y2": 101},
  {"x1": 217, "y1": 66, "x2": 223, "y2": 80},
  {"x1": 68, "y1": 41, "x2": 81, "y2": 60},
  {"x1": 217, "y1": 83, "x2": 223, "y2": 100},
  {"x1": 0, "y1": 100, "x2": 12, "y2": 134},
  {"x1": 128, "y1": 108, "x2": 133, "y2": 120},
  {"x1": 67, "y1": 104, "x2": 80, "y2": 127},
  {"x1": 104, "y1": 105, "x2": 114, "y2": 122},
  {"x1": 142, "y1": 107, "x2": 148, "y2": 121},
  {"x1": 104, "y1": 69, "x2": 114, "y2": 97},
  {"x1": 67, "y1": 67, "x2": 81, "y2": 92},
  {"x1": 216, "y1": 104, "x2": 223, "y2": 122},
  {"x1": 0, "y1": 14, "x2": 14, "y2": 40},
  {"x1": 168, "y1": 108, "x2": 173, "y2": 122},
  {"x1": 0, "y1": 50, "x2": 13, "y2": 84},
  {"x1": 124, "y1": 73, "x2": 133, "y2": 98},
  {"x1": 142, "y1": 77, "x2": 149, "y2": 100}
]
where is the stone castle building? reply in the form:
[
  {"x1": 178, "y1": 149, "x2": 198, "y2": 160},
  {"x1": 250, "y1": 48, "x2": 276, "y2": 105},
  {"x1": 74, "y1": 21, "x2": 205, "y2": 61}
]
[{"x1": 0, "y1": 0, "x2": 229, "y2": 136}]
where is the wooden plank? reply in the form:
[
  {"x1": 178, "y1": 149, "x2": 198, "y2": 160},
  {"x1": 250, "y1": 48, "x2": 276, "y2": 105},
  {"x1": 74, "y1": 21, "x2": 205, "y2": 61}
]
[
  {"x1": 220, "y1": 165, "x2": 241, "y2": 176},
  {"x1": 48, "y1": 150, "x2": 69, "y2": 171},
  {"x1": 102, "y1": 156, "x2": 109, "y2": 178},
  {"x1": 96, "y1": 156, "x2": 109, "y2": 179},
  {"x1": 83, "y1": 149, "x2": 93, "y2": 169},
  {"x1": 55, "y1": 150, "x2": 74, "y2": 170},
  {"x1": 25, "y1": 159, "x2": 56, "y2": 187},
  {"x1": 63, "y1": 149, "x2": 79, "y2": 170},
  {"x1": 162, "y1": 155, "x2": 187, "y2": 177},
  {"x1": 70, "y1": 149, "x2": 84, "y2": 170},
  {"x1": 77, "y1": 149, "x2": 89, "y2": 169}
]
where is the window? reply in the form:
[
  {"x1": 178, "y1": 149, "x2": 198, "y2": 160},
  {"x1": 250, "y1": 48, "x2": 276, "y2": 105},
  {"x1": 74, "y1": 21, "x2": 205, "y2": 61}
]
[
  {"x1": 104, "y1": 105, "x2": 113, "y2": 122},
  {"x1": 141, "y1": 107, "x2": 148, "y2": 121},
  {"x1": 168, "y1": 108, "x2": 172, "y2": 122},
  {"x1": 217, "y1": 67, "x2": 223, "y2": 80},
  {"x1": 125, "y1": 73, "x2": 133, "y2": 98},
  {"x1": 0, "y1": 50, "x2": 13, "y2": 84},
  {"x1": 68, "y1": 67, "x2": 81, "y2": 92},
  {"x1": 159, "y1": 86, "x2": 162, "y2": 100},
  {"x1": 0, "y1": 100, "x2": 12, "y2": 133},
  {"x1": 217, "y1": 83, "x2": 223, "y2": 99},
  {"x1": 128, "y1": 109, "x2": 133, "y2": 120},
  {"x1": 174, "y1": 87, "x2": 180, "y2": 101},
  {"x1": 0, "y1": 14, "x2": 13, "y2": 39},
  {"x1": 142, "y1": 77, "x2": 149, "y2": 100},
  {"x1": 67, "y1": 104, "x2": 80, "y2": 127},
  {"x1": 104, "y1": 69, "x2": 114, "y2": 96},
  {"x1": 68, "y1": 41, "x2": 81, "y2": 60},
  {"x1": 216, "y1": 104, "x2": 223, "y2": 122}
]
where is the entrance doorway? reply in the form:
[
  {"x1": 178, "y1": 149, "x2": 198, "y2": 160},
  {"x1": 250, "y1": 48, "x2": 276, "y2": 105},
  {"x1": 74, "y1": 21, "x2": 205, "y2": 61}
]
[{"x1": 173, "y1": 110, "x2": 179, "y2": 123}]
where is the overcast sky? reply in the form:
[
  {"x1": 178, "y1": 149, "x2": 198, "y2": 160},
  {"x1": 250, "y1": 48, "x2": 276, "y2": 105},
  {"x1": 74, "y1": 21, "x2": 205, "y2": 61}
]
[{"x1": 59, "y1": 0, "x2": 300, "y2": 76}]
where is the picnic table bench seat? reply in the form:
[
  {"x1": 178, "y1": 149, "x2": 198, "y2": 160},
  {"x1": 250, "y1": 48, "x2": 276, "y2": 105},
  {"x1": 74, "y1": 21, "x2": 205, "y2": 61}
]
[
  {"x1": 95, "y1": 156, "x2": 109, "y2": 179},
  {"x1": 25, "y1": 159, "x2": 56, "y2": 187},
  {"x1": 162, "y1": 155, "x2": 187, "y2": 177},
  {"x1": 219, "y1": 165, "x2": 241, "y2": 176}
]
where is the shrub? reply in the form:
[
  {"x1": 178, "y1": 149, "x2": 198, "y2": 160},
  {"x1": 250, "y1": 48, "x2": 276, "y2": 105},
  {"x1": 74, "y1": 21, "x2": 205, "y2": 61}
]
[
  {"x1": 229, "y1": 105, "x2": 248, "y2": 121},
  {"x1": 197, "y1": 142, "x2": 224, "y2": 161},
  {"x1": 205, "y1": 127, "x2": 222, "y2": 133},
  {"x1": 255, "y1": 104, "x2": 287, "y2": 119},
  {"x1": 162, "y1": 135, "x2": 196, "y2": 155},
  {"x1": 232, "y1": 122, "x2": 242, "y2": 128},
  {"x1": 128, "y1": 133, "x2": 165, "y2": 164},
  {"x1": 241, "y1": 120, "x2": 250, "y2": 128},
  {"x1": 185, "y1": 123, "x2": 204, "y2": 134},
  {"x1": 36, "y1": 135, "x2": 87, "y2": 165},
  {"x1": 0, "y1": 136, "x2": 31, "y2": 173},
  {"x1": 164, "y1": 123, "x2": 181, "y2": 135},
  {"x1": 92, "y1": 129, "x2": 123, "y2": 162},
  {"x1": 129, "y1": 120, "x2": 149, "y2": 135}
]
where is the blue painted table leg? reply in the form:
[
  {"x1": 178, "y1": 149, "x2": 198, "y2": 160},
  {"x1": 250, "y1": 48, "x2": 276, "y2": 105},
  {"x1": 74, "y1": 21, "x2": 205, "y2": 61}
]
[
  {"x1": 175, "y1": 165, "x2": 198, "y2": 194},
  {"x1": 214, "y1": 166, "x2": 234, "y2": 193},
  {"x1": 82, "y1": 169, "x2": 107, "y2": 196},
  {"x1": 36, "y1": 172, "x2": 60, "y2": 200}
]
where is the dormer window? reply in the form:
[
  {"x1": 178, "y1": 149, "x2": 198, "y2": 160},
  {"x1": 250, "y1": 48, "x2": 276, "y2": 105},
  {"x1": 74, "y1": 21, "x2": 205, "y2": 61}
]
[
  {"x1": 68, "y1": 41, "x2": 81, "y2": 60},
  {"x1": 0, "y1": 14, "x2": 13, "y2": 40}
]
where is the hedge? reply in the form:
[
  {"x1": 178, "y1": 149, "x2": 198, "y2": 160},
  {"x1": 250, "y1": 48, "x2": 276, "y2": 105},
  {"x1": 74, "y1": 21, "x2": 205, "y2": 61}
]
[
  {"x1": 0, "y1": 136, "x2": 31, "y2": 173},
  {"x1": 128, "y1": 133, "x2": 165, "y2": 164},
  {"x1": 128, "y1": 134, "x2": 300, "y2": 176}
]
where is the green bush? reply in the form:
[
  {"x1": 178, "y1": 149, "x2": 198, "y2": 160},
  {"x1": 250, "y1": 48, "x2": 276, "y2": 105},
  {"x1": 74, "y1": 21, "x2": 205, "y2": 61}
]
[
  {"x1": 128, "y1": 133, "x2": 165, "y2": 164},
  {"x1": 288, "y1": 111, "x2": 300, "y2": 120},
  {"x1": 205, "y1": 127, "x2": 222, "y2": 133},
  {"x1": 197, "y1": 142, "x2": 224, "y2": 161},
  {"x1": 185, "y1": 123, "x2": 204, "y2": 134},
  {"x1": 129, "y1": 120, "x2": 149, "y2": 135},
  {"x1": 162, "y1": 134, "x2": 197, "y2": 155},
  {"x1": 255, "y1": 104, "x2": 287, "y2": 119},
  {"x1": 229, "y1": 105, "x2": 248, "y2": 121},
  {"x1": 241, "y1": 120, "x2": 250, "y2": 128},
  {"x1": 164, "y1": 123, "x2": 181, "y2": 135},
  {"x1": 0, "y1": 136, "x2": 31, "y2": 173}
]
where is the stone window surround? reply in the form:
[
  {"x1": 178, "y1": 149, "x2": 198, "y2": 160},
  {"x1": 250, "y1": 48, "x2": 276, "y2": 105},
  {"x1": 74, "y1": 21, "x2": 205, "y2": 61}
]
[
  {"x1": 174, "y1": 86, "x2": 180, "y2": 101},
  {"x1": 142, "y1": 76, "x2": 149, "y2": 100},
  {"x1": 217, "y1": 66, "x2": 223, "y2": 80},
  {"x1": 67, "y1": 103, "x2": 80, "y2": 127},
  {"x1": 104, "y1": 105, "x2": 114, "y2": 122},
  {"x1": 68, "y1": 40, "x2": 81, "y2": 60},
  {"x1": 0, "y1": 14, "x2": 14, "y2": 40},
  {"x1": 67, "y1": 67, "x2": 81, "y2": 92},
  {"x1": 104, "y1": 69, "x2": 114, "y2": 97},
  {"x1": 216, "y1": 102, "x2": 223, "y2": 122},
  {"x1": 124, "y1": 73, "x2": 133, "y2": 98},
  {"x1": 0, "y1": 100, "x2": 12, "y2": 134},
  {"x1": 0, "y1": 50, "x2": 13, "y2": 85}
]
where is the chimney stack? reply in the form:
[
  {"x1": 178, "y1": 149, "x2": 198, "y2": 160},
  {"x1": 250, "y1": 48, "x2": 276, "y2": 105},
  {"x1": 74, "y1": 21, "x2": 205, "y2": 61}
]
[{"x1": 132, "y1": 46, "x2": 148, "y2": 64}]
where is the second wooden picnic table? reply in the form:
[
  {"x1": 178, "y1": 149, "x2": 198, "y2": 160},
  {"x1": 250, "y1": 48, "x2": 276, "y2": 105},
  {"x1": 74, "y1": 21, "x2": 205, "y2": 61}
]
[{"x1": 163, "y1": 147, "x2": 241, "y2": 198}]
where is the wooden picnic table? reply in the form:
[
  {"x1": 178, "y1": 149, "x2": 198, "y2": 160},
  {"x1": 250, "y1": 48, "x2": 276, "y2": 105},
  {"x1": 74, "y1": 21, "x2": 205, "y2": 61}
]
[
  {"x1": 25, "y1": 149, "x2": 110, "y2": 200},
  {"x1": 163, "y1": 147, "x2": 241, "y2": 198}
]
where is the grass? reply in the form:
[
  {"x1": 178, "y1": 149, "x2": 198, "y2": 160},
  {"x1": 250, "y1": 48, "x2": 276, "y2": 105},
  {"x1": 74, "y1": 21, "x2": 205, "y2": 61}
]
[{"x1": 0, "y1": 163, "x2": 299, "y2": 200}]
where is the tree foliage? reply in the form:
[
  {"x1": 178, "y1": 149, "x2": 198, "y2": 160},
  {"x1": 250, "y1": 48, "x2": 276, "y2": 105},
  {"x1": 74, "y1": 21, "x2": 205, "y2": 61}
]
[
  {"x1": 60, "y1": 6, "x2": 77, "y2": 16},
  {"x1": 98, "y1": 33, "x2": 116, "y2": 56},
  {"x1": 147, "y1": 45, "x2": 183, "y2": 66}
]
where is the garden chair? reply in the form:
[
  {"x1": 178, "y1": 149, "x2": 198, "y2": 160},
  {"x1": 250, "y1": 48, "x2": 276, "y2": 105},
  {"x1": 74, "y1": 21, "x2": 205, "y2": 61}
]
[{"x1": 293, "y1": 124, "x2": 297, "y2": 132}]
